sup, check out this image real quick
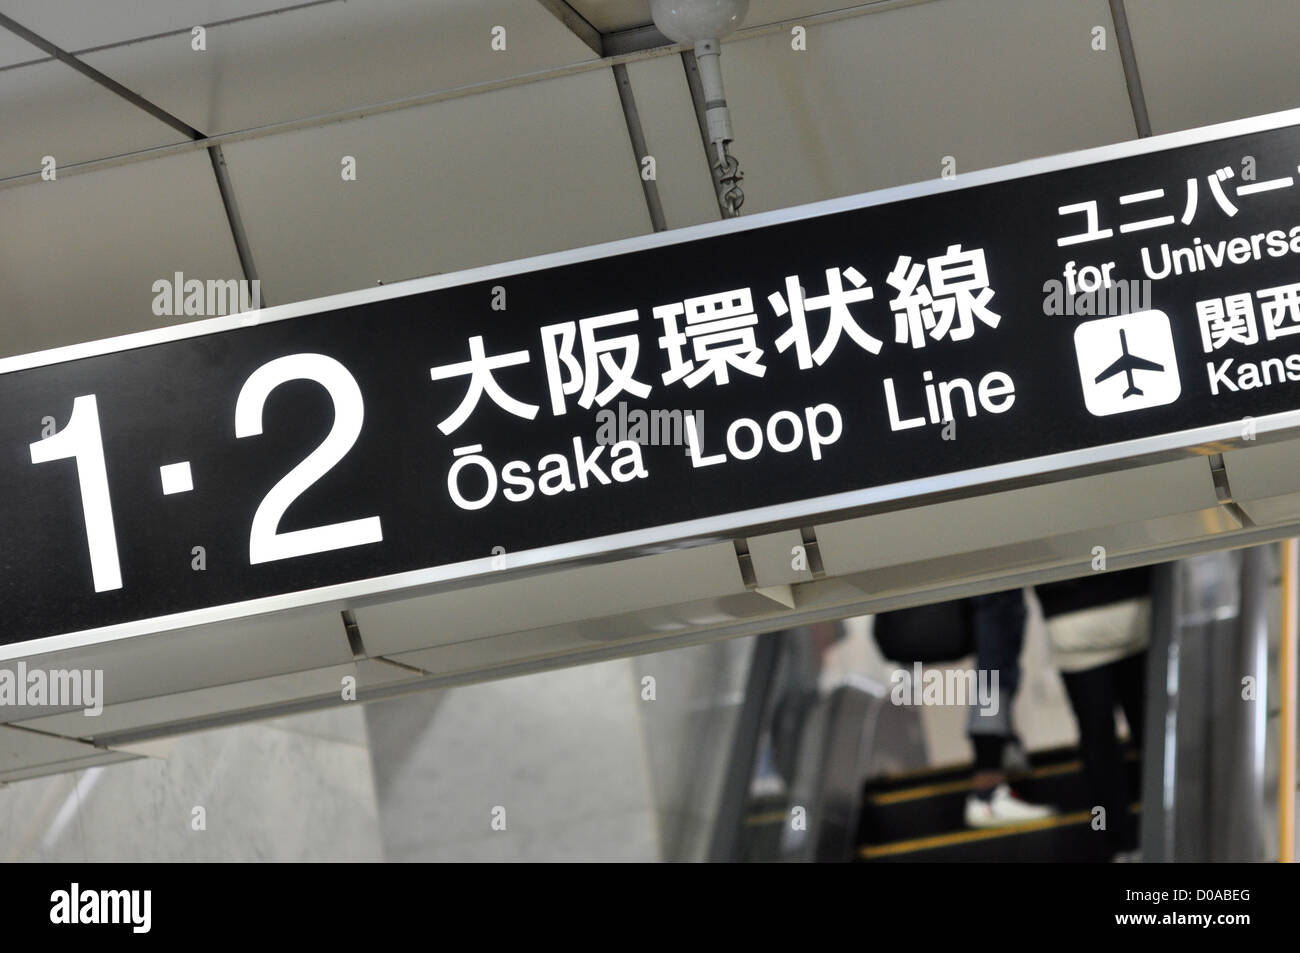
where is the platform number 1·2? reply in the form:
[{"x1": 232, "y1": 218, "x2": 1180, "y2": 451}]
[{"x1": 32, "y1": 353, "x2": 384, "y2": 594}]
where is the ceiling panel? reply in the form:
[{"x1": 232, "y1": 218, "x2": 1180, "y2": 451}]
[
  {"x1": 624, "y1": 54, "x2": 719, "y2": 228},
  {"x1": 0, "y1": 724, "x2": 131, "y2": 780},
  {"x1": 717, "y1": 0, "x2": 1136, "y2": 214},
  {"x1": 1125, "y1": 0, "x2": 1300, "y2": 134},
  {"x1": 71, "y1": 0, "x2": 599, "y2": 136},
  {"x1": 815, "y1": 459, "x2": 1221, "y2": 574},
  {"x1": 4, "y1": 608, "x2": 355, "y2": 726},
  {"x1": 0, "y1": 59, "x2": 187, "y2": 179},
  {"x1": 0, "y1": 23, "x2": 41, "y2": 66},
  {"x1": 0, "y1": 150, "x2": 243, "y2": 356},
  {"x1": 0, "y1": 748, "x2": 136, "y2": 784},
  {"x1": 14, "y1": 659, "x2": 422, "y2": 740},
  {"x1": 356, "y1": 541, "x2": 745, "y2": 656},
  {"x1": 0, "y1": 0, "x2": 303, "y2": 50},
  {"x1": 1222, "y1": 436, "x2": 1300, "y2": 527},
  {"x1": 220, "y1": 68, "x2": 651, "y2": 305},
  {"x1": 567, "y1": 0, "x2": 652, "y2": 34}
]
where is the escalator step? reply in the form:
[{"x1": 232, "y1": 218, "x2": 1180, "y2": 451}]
[
  {"x1": 859, "y1": 753, "x2": 1139, "y2": 845},
  {"x1": 858, "y1": 806, "x2": 1140, "y2": 862}
]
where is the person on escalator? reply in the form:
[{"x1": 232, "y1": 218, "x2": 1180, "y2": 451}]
[
  {"x1": 1035, "y1": 566, "x2": 1152, "y2": 861},
  {"x1": 963, "y1": 588, "x2": 1055, "y2": 828}
]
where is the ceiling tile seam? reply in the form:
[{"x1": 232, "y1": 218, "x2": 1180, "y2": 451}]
[
  {"x1": 1107, "y1": 0, "x2": 1153, "y2": 138},
  {"x1": 613, "y1": 62, "x2": 667, "y2": 232},
  {"x1": 0, "y1": 13, "x2": 268, "y2": 301},
  {"x1": 0, "y1": 720, "x2": 105, "y2": 749},
  {"x1": 207, "y1": 145, "x2": 266, "y2": 304},
  {"x1": 0, "y1": 0, "x2": 343, "y2": 73},
  {"x1": 0, "y1": 11, "x2": 202, "y2": 140}
]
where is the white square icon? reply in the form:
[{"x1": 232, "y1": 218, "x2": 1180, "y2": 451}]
[
  {"x1": 159, "y1": 461, "x2": 193, "y2": 495},
  {"x1": 1073, "y1": 310, "x2": 1181, "y2": 416}
]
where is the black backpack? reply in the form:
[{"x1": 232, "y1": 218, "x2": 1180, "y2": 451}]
[{"x1": 872, "y1": 598, "x2": 974, "y2": 664}]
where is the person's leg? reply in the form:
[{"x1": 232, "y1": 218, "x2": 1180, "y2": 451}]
[
  {"x1": 967, "y1": 589, "x2": 1026, "y2": 794},
  {"x1": 1116, "y1": 649, "x2": 1148, "y2": 752},
  {"x1": 1061, "y1": 661, "x2": 1129, "y2": 855},
  {"x1": 962, "y1": 590, "x2": 1052, "y2": 826},
  {"x1": 1113, "y1": 650, "x2": 1147, "y2": 850}
]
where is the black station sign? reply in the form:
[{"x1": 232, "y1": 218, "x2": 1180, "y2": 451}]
[{"x1": 6, "y1": 110, "x2": 1300, "y2": 650}]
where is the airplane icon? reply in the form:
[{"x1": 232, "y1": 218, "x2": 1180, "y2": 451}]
[
  {"x1": 1073, "y1": 310, "x2": 1180, "y2": 417},
  {"x1": 1093, "y1": 328, "x2": 1165, "y2": 398}
]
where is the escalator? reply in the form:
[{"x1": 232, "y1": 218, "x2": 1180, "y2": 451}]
[{"x1": 718, "y1": 546, "x2": 1284, "y2": 862}]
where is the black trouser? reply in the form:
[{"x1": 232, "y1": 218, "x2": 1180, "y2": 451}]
[
  {"x1": 968, "y1": 589, "x2": 1027, "y2": 772},
  {"x1": 1060, "y1": 650, "x2": 1146, "y2": 853}
]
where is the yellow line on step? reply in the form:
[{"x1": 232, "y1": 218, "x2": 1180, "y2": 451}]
[
  {"x1": 858, "y1": 803, "x2": 1141, "y2": 859},
  {"x1": 867, "y1": 760, "x2": 1082, "y2": 805},
  {"x1": 859, "y1": 809, "x2": 1093, "y2": 858}
]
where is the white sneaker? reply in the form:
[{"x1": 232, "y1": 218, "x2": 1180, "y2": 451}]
[{"x1": 964, "y1": 783, "x2": 1054, "y2": 828}]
